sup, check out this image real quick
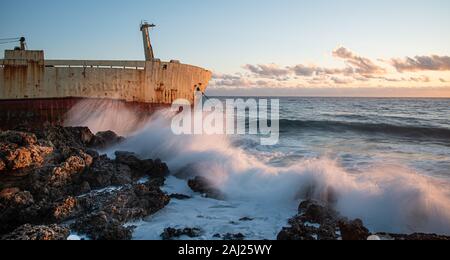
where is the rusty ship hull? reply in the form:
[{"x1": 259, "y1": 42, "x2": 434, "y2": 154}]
[{"x1": 0, "y1": 25, "x2": 212, "y2": 128}]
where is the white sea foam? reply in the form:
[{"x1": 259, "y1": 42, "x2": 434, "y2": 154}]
[{"x1": 69, "y1": 108, "x2": 450, "y2": 238}]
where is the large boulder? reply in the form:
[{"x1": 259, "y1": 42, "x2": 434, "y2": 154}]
[{"x1": 1, "y1": 224, "x2": 69, "y2": 240}]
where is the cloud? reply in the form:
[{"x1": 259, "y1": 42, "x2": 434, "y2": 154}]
[
  {"x1": 331, "y1": 76, "x2": 353, "y2": 84},
  {"x1": 211, "y1": 73, "x2": 281, "y2": 88},
  {"x1": 290, "y1": 65, "x2": 354, "y2": 77},
  {"x1": 391, "y1": 55, "x2": 450, "y2": 72},
  {"x1": 242, "y1": 63, "x2": 290, "y2": 78},
  {"x1": 409, "y1": 75, "x2": 430, "y2": 83},
  {"x1": 333, "y1": 47, "x2": 386, "y2": 75},
  {"x1": 212, "y1": 47, "x2": 449, "y2": 88},
  {"x1": 211, "y1": 73, "x2": 253, "y2": 87},
  {"x1": 290, "y1": 64, "x2": 316, "y2": 77}
]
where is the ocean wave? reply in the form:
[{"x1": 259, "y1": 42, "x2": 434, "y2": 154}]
[
  {"x1": 67, "y1": 108, "x2": 450, "y2": 237},
  {"x1": 279, "y1": 119, "x2": 450, "y2": 140}
]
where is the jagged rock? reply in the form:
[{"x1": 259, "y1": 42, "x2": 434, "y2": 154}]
[
  {"x1": 67, "y1": 127, "x2": 95, "y2": 146},
  {"x1": 115, "y1": 151, "x2": 169, "y2": 179},
  {"x1": 223, "y1": 233, "x2": 245, "y2": 240},
  {"x1": 72, "y1": 211, "x2": 134, "y2": 240},
  {"x1": 152, "y1": 159, "x2": 170, "y2": 178},
  {"x1": 298, "y1": 200, "x2": 338, "y2": 224},
  {"x1": 52, "y1": 154, "x2": 92, "y2": 185},
  {"x1": 0, "y1": 126, "x2": 173, "y2": 240},
  {"x1": 0, "y1": 188, "x2": 36, "y2": 234},
  {"x1": 277, "y1": 224, "x2": 317, "y2": 240},
  {"x1": 1, "y1": 224, "x2": 69, "y2": 240},
  {"x1": 25, "y1": 151, "x2": 93, "y2": 202},
  {"x1": 188, "y1": 176, "x2": 224, "y2": 200},
  {"x1": 111, "y1": 163, "x2": 133, "y2": 186},
  {"x1": 83, "y1": 155, "x2": 115, "y2": 188},
  {"x1": 52, "y1": 197, "x2": 79, "y2": 222},
  {"x1": 0, "y1": 131, "x2": 53, "y2": 172},
  {"x1": 71, "y1": 182, "x2": 170, "y2": 240},
  {"x1": 277, "y1": 200, "x2": 340, "y2": 241},
  {"x1": 100, "y1": 182, "x2": 171, "y2": 222},
  {"x1": 338, "y1": 219, "x2": 370, "y2": 241},
  {"x1": 34, "y1": 126, "x2": 89, "y2": 152},
  {"x1": 83, "y1": 152, "x2": 168, "y2": 189},
  {"x1": 90, "y1": 131, "x2": 124, "y2": 149},
  {"x1": 161, "y1": 227, "x2": 203, "y2": 240}
]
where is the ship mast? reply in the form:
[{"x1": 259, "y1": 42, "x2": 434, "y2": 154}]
[{"x1": 140, "y1": 22, "x2": 156, "y2": 61}]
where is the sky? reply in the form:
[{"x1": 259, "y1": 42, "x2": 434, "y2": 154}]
[{"x1": 1, "y1": 0, "x2": 450, "y2": 97}]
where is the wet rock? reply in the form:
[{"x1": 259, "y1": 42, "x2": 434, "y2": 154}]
[
  {"x1": 188, "y1": 176, "x2": 224, "y2": 200},
  {"x1": 34, "y1": 125, "x2": 89, "y2": 152},
  {"x1": 101, "y1": 182, "x2": 171, "y2": 222},
  {"x1": 90, "y1": 131, "x2": 124, "y2": 149},
  {"x1": 277, "y1": 200, "x2": 341, "y2": 241},
  {"x1": 223, "y1": 233, "x2": 245, "y2": 241},
  {"x1": 115, "y1": 151, "x2": 169, "y2": 179},
  {"x1": 52, "y1": 197, "x2": 80, "y2": 222},
  {"x1": 0, "y1": 188, "x2": 36, "y2": 234},
  {"x1": 170, "y1": 194, "x2": 192, "y2": 200},
  {"x1": 72, "y1": 211, "x2": 134, "y2": 240},
  {"x1": 71, "y1": 182, "x2": 170, "y2": 240},
  {"x1": 338, "y1": 219, "x2": 370, "y2": 241},
  {"x1": 298, "y1": 200, "x2": 338, "y2": 224},
  {"x1": 25, "y1": 151, "x2": 93, "y2": 202},
  {"x1": 83, "y1": 155, "x2": 115, "y2": 188},
  {"x1": 277, "y1": 224, "x2": 317, "y2": 240},
  {"x1": 1, "y1": 224, "x2": 69, "y2": 240},
  {"x1": 52, "y1": 154, "x2": 92, "y2": 184},
  {"x1": 152, "y1": 159, "x2": 170, "y2": 179},
  {"x1": 0, "y1": 126, "x2": 172, "y2": 240},
  {"x1": 111, "y1": 163, "x2": 133, "y2": 186},
  {"x1": 0, "y1": 131, "x2": 53, "y2": 172},
  {"x1": 161, "y1": 227, "x2": 203, "y2": 240},
  {"x1": 67, "y1": 127, "x2": 95, "y2": 146}
]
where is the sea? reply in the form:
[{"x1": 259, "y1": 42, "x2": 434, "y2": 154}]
[{"x1": 68, "y1": 97, "x2": 450, "y2": 240}]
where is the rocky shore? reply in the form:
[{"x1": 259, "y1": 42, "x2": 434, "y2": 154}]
[
  {"x1": 0, "y1": 125, "x2": 170, "y2": 240},
  {"x1": 277, "y1": 200, "x2": 450, "y2": 241},
  {"x1": 1, "y1": 125, "x2": 449, "y2": 240}
]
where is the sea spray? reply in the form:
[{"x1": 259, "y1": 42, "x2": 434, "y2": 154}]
[{"x1": 66, "y1": 106, "x2": 450, "y2": 236}]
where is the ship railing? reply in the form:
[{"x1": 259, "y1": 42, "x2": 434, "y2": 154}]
[{"x1": 44, "y1": 60, "x2": 146, "y2": 70}]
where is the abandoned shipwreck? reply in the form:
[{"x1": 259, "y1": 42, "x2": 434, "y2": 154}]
[{"x1": 0, "y1": 23, "x2": 212, "y2": 127}]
